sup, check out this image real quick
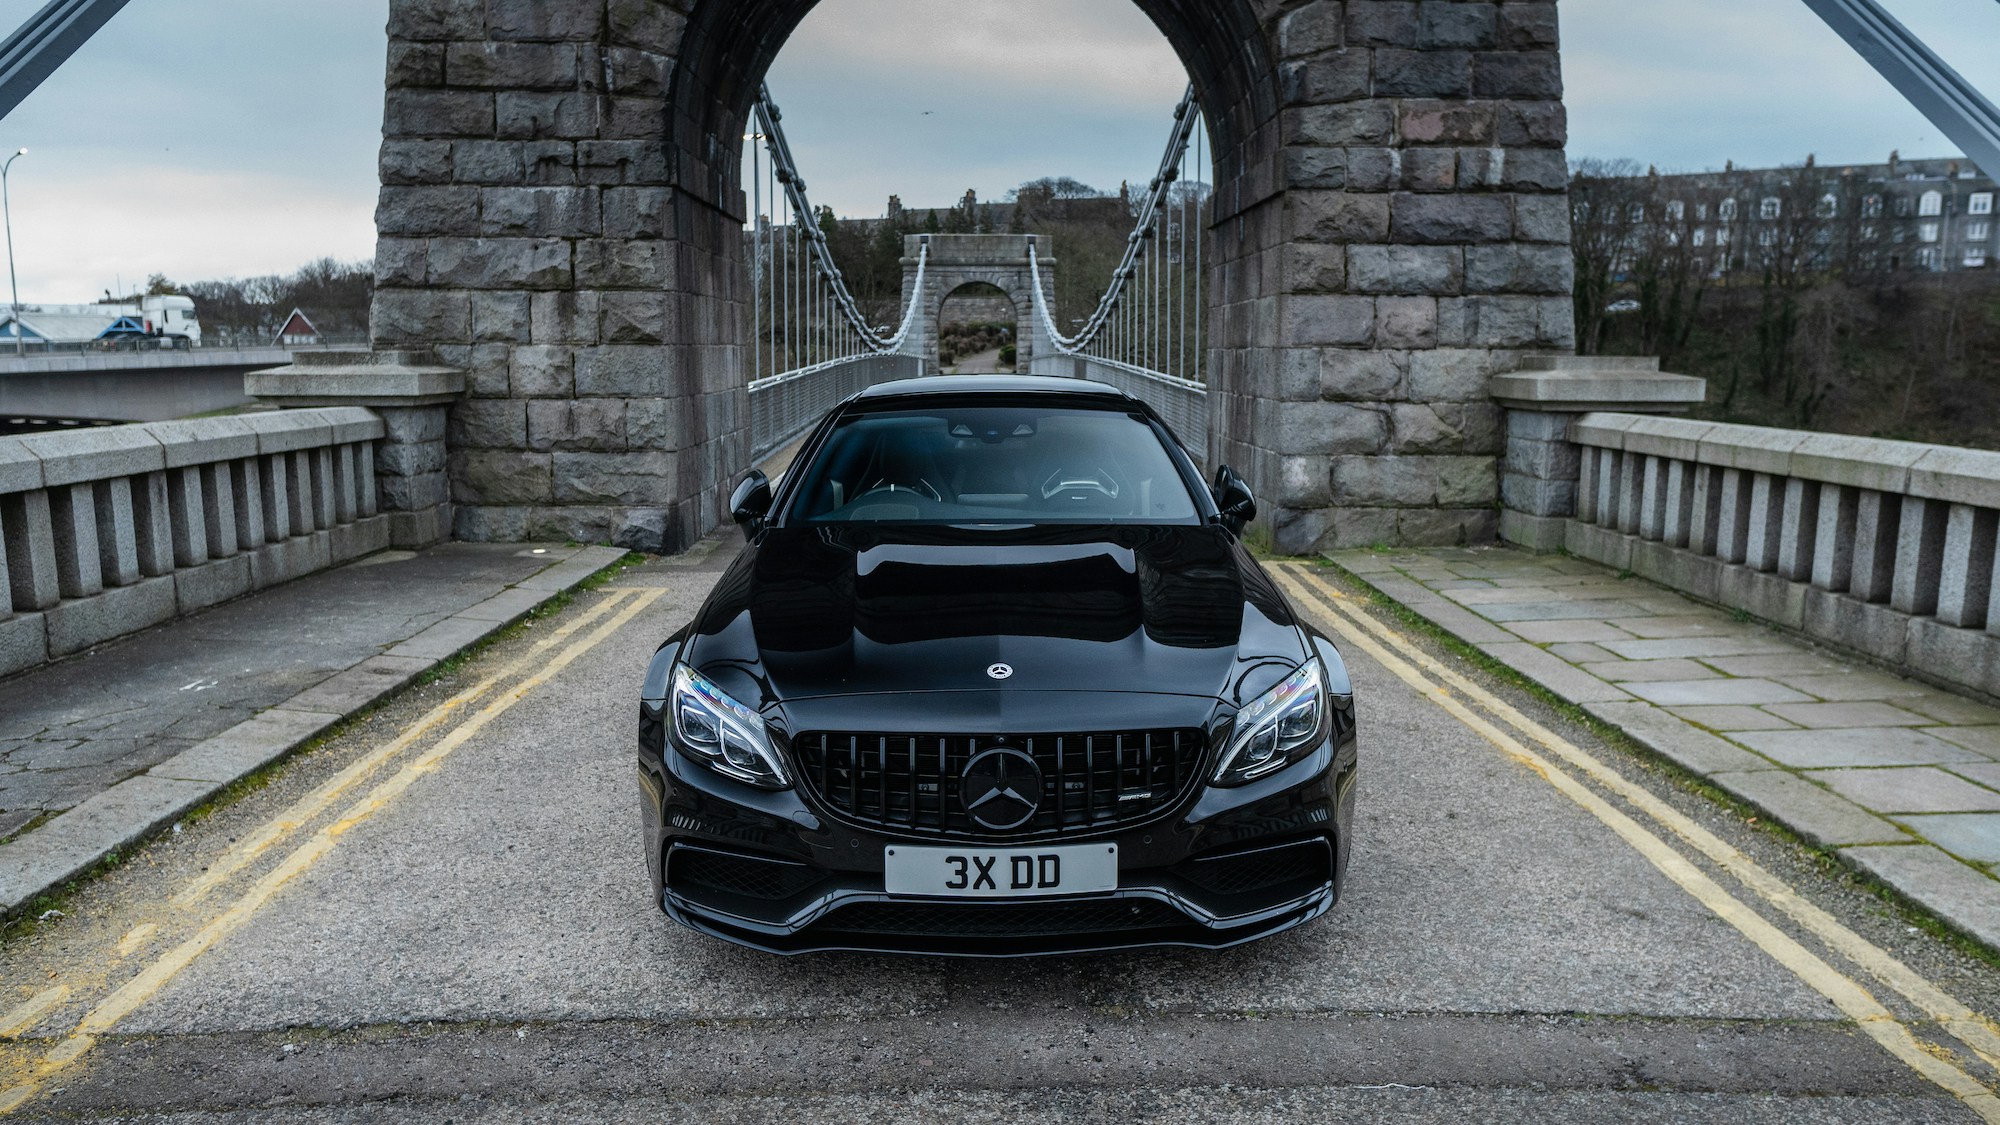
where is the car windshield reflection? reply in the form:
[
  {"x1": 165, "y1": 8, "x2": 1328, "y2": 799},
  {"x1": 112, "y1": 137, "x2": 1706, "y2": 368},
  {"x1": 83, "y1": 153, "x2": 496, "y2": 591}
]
[{"x1": 786, "y1": 406, "x2": 1200, "y2": 525}]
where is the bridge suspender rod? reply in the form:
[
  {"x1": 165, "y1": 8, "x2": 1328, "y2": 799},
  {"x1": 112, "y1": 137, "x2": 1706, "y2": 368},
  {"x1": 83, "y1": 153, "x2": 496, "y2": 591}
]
[
  {"x1": 1030, "y1": 84, "x2": 1208, "y2": 387},
  {"x1": 751, "y1": 84, "x2": 926, "y2": 363},
  {"x1": 0, "y1": 0, "x2": 131, "y2": 121},
  {"x1": 1799, "y1": 0, "x2": 2000, "y2": 179}
]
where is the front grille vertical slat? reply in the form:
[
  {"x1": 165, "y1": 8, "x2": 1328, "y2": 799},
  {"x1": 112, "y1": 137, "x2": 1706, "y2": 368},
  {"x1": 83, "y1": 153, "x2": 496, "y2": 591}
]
[
  {"x1": 798, "y1": 728, "x2": 1203, "y2": 840},
  {"x1": 848, "y1": 734, "x2": 860, "y2": 814}
]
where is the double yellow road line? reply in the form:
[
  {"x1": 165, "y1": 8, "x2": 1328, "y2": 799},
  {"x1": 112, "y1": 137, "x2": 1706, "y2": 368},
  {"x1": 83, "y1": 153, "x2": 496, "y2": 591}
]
[
  {"x1": 0, "y1": 585, "x2": 667, "y2": 1114},
  {"x1": 1272, "y1": 562, "x2": 2000, "y2": 1121}
]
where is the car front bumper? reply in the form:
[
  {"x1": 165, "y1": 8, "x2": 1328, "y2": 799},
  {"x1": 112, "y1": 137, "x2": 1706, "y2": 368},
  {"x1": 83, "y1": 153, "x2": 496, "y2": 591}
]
[{"x1": 638, "y1": 712, "x2": 1358, "y2": 957}]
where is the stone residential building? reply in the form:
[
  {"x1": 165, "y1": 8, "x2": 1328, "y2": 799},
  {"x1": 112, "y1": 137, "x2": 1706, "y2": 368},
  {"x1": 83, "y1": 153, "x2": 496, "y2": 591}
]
[{"x1": 1610, "y1": 155, "x2": 1997, "y2": 277}]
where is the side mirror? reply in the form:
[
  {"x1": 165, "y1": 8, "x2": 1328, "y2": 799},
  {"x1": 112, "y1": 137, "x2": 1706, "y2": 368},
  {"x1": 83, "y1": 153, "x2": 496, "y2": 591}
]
[
  {"x1": 1211, "y1": 465, "x2": 1256, "y2": 536},
  {"x1": 729, "y1": 470, "x2": 773, "y2": 535}
]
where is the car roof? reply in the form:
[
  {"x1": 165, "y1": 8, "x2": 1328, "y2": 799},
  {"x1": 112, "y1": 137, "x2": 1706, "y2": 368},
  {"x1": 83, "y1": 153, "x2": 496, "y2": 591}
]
[{"x1": 854, "y1": 374, "x2": 1136, "y2": 402}]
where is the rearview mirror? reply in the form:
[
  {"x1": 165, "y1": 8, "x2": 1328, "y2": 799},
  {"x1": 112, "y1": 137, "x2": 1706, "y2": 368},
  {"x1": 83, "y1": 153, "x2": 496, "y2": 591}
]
[
  {"x1": 1211, "y1": 465, "x2": 1256, "y2": 536},
  {"x1": 729, "y1": 470, "x2": 773, "y2": 535}
]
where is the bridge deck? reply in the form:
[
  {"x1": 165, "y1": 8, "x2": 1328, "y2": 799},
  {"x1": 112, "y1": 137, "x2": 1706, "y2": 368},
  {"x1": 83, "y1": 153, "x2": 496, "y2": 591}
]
[
  {"x1": 0, "y1": 544, "x2": 1992, "y2": 1119},
  {"x1": 1321, "y1": 545, "x2": 2000, "y2": 951}
]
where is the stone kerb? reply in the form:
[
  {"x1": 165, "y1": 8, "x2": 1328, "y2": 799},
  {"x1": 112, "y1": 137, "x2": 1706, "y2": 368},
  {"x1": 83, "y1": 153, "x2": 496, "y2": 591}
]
[
  {"x1": 1494, "y1": 354, "x2": 1707, "y2": 552},
  {"x1": 0, "y1": 410, "x2": 392, "y2": 678}
]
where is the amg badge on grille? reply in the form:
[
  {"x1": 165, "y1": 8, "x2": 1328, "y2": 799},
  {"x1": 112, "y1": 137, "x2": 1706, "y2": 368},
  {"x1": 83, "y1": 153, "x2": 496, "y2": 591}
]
[{"x1": 960, "y1": 747, "x2": 1042, "y2": 830}]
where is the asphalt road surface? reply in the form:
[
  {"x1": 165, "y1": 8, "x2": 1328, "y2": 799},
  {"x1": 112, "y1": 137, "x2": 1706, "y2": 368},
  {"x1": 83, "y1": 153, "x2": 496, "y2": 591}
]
[{"x1": 5, "y1": 543, "x2": 2000, "y2": 1123}]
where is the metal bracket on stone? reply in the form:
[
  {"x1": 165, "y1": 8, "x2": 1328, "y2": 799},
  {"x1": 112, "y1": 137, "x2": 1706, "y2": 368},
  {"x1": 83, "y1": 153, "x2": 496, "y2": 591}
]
[
  {"x1": 246, "y1": 350, "x2": 466, "y2": 548},
  {"x1": 1495, "y1": 355, "x2": 1708, "y2": 553}
]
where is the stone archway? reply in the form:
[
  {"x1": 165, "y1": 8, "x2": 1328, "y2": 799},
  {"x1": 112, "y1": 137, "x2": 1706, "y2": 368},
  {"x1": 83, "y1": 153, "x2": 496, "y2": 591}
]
[
  {"x1": 897, "y1": 235, "x2": 1045, "y2": 375},
  {"x1": 372, "y1": 0, "x2": 1575, "y2": 553}
]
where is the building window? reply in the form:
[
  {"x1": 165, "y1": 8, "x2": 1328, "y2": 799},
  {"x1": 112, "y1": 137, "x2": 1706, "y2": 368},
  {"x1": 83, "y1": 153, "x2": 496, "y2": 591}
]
[
  {"x1": 1971, "y1": 192, "x2": 1994, "y2": 216},
  {"x1": 1716, "y1": 227, "x2": 1732, "y2": 246},
  {"x1": 1920, "y1": 222, "x2": 1941, "y2": 243},
  {"x1": 1760, "y1": 197, "x2": 1782, "y2": 220},
  {"x1": 1862, "y1": 194, "x2": 1883, "y2": 218},
  {"x1": 1693, "y1": 228, "x2": 1708, "y2": 247},
  {"x1": 1895, "y1": 197, "x2": 1913, "y2": 217},
  {"x1": 1758, "y1": 229, "x2": 1777, "y2": 247},
  {"x1": 1967, "y1": 249, "x2": 1989, "y2": 268},
  {"x1": 1970, "y1": 221, "x2": 1992, "y2": 242},
  {"x1": 1816, "y1": 193, "x2": 1838, "y2": 218},
  {"x1": 1918, "y1": 247, "x2": 1942, "y2": 270},
  {"x1": 1861, "y1": 224, "x2": 1879, "y2": 241},
  {"x1": 1920, "y1": 190, "x2": 1943, "y2": 216},
  {"x1": 1696, "y1": 202, "x2": 1710, "y2": 220},
  {"x1": 1719, "y1": 198, "x2": 1739, "y2": 221},
  {"x1": 1627, "y1": 203, "x2": 1646, "y2": 223},
  {"x1": 1666, "y1": 200, "x2": 1685, "y2": 222}
]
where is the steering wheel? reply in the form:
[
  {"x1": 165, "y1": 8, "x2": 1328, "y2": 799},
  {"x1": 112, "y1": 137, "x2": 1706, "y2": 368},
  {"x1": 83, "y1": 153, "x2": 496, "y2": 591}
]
[{"x1": 1040, "y1": 468, "x2": 1120, "y2": 503}]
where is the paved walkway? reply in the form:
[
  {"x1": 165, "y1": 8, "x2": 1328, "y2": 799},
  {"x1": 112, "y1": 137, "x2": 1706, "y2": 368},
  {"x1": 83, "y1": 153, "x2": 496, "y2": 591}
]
[
  {"x1": 0, "y1": 541, "x2": 627, "y2": 915},
  {"x1": 1326, "y1": 545, "x2": 2000, "y2": 951}
]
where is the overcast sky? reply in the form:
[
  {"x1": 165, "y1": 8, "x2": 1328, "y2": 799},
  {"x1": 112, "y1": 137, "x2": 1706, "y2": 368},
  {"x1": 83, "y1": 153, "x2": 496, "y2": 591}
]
[{"x1": 1, "y1": 0, "x2": 1998, "y2": 301}]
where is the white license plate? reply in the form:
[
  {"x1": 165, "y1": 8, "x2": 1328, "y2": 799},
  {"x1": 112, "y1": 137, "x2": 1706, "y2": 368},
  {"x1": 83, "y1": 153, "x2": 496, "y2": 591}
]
[{"x1": 883, "y1": 843, "x2": 1117, "y2": 898}]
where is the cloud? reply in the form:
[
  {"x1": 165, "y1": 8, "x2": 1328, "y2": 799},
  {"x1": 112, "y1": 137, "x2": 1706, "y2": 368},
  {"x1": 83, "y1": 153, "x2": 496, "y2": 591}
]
[{"x1": 0, "y1": 0, "x2": 386, "y2": 301}]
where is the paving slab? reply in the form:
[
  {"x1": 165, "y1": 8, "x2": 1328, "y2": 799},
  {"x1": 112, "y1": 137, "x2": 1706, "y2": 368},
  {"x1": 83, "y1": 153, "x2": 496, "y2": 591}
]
[
  {"x1": 0, "y1": 541, "x2": 632, "y2": 917},
  {"x1": 1814, "y1": 767, "x2": 2000, "y2": 815},
  {"x1": 1937, "y1": 727, "x2": 2000, "y2": 756},
  {"x1": 1323, "y1": 543, "x2": 2000, "y2": 956},
  {"x1": 1600, "y1": 636, "x2": 1799, "y2": 660},
  {"x1": 1894, "y1": 814, "x2": 2000, "y2": 864},
  {"x1": 1581, "y1": 701, "x2": 1776, "y2": 775},
  {"x1": 1504, "y1": 620, "x2": 1637, "y2": 644},
  {"x1": 1761, "y1": 702, "x2": 1933, "y2": 729},
  {"x1": 1624, "y1": 679, "x2": 1816, "y2": 707},
  {"x1": 1579, "y1": 658, "x2": 1722, "y2": 683},
  {"x1": 1735, "y1": 728, "x2": 1988, "y2": 769},
  {"x1": 1709, "y1": 770, "x2": 1908, "y2": 848},
  {"x1": 1769, "y1": 672, "x2": 1935, "y2": 703},
  {"x1": 1667, "y1": 705, "x2": 1803, "y2": 732}
]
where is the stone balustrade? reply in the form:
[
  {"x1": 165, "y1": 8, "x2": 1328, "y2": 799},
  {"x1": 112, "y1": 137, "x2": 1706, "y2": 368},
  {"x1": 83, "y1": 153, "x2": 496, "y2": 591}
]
[
  {"x1": 0, "y1": 409, "x2": 390, "y2": 677},
  {"x1": 1560, "y1": 413, "x2": 2000, "y2": 700}
]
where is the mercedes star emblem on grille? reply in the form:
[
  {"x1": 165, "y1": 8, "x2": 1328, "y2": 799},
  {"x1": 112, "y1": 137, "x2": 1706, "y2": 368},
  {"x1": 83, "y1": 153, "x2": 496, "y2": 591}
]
[
  {"x1": 959, "y1": 747, "x2": 1042, "y2": 830},
  {"x1": 987, "y1": 663, "x2": 1013, "y2": 680}
]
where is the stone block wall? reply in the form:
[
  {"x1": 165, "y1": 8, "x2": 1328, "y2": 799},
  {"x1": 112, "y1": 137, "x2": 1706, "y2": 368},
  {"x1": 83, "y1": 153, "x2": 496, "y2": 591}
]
[
  {"x1": 1220, "y1": 0, "x2": 1576, "y2": 553},
  {"x1": 374, "y1": 0, "x2": 742, "y2": 553},
  {"x1": 367, "y1": 0, "x2": 1578, "y2": 554}
]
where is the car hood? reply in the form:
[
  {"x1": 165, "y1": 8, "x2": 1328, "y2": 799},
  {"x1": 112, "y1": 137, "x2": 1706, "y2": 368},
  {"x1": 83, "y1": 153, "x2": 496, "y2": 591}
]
[{"x1": 684, "y1": 523, "x2": 1307, "y2": 713}]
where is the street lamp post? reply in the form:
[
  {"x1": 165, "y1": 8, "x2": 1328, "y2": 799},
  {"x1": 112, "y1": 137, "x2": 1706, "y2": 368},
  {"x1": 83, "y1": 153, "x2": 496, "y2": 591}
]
[{"x1": 2, "y1": 149, "x2": 25, "y2": 356}]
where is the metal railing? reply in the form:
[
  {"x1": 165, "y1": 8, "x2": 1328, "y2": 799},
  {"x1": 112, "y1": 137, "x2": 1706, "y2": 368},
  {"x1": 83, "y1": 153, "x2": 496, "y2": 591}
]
[
  {"x1": 0, "y1": 408, "x2": 390, "y2": 675},
  {"x1": 741, "y1": 85, "x2": 930, "y2": 461}
]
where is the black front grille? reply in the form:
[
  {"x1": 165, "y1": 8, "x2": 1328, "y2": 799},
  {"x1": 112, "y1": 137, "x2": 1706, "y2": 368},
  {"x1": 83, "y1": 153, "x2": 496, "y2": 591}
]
[
  {"x1": 671, "y1": 846, "x2": 824, "y2": 901},
  {"x1": 792, "y1": 729, "x2": 1206, "y2": 840},
  {"x1": 823, "y1": 898, "x2": 1187, "y2": 939},
  {"x1": 1181, "y1": 840, "x2": 1330, "y2": 897}
]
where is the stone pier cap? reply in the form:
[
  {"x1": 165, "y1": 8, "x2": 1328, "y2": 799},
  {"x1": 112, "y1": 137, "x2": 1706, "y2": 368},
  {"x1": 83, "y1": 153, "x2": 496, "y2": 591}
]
[
  {"x1": 1492, "y1": 355, "x2": 1708, "y2": 414},
  {"x1": 246, "y1": 349, "x2": 465, "y2": 408}
]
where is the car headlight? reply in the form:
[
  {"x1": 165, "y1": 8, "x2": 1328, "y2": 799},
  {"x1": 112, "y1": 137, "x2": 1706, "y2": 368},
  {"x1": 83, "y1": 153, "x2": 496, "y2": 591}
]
[
  {"x1": 670, "y1": 664, "x2": 790, "y2": 789},
  {"x1": 1212, "y1": 660, "x2": 1331, "y2": 786}
]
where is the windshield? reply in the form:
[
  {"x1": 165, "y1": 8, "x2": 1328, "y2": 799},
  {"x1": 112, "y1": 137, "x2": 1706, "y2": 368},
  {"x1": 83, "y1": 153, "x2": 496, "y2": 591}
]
[{"x1": 786, "y1": 404, "x2": 1201, "y2": 525}]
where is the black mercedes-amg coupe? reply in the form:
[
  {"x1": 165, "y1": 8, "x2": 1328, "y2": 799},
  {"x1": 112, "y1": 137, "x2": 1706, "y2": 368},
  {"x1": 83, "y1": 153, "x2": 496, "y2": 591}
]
[{"x1": 638, "y1": 375, "x2": 1358, "y2": 955}]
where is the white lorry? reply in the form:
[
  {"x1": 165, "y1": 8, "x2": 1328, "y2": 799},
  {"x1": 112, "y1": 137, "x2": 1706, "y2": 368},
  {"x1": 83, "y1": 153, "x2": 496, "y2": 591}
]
[{"x1": 1, "y1": 294, "x2": 203, "y2": 349}]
